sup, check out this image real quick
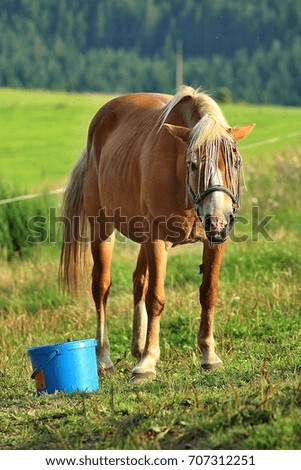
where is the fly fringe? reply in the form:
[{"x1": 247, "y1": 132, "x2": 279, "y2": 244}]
[{"x1": 59, "y1": 148, "x2": 89, "y2": 294}]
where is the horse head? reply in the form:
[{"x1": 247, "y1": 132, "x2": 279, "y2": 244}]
[{"x1": 165, "y1": 121, "x2": 255, "y2": 244}]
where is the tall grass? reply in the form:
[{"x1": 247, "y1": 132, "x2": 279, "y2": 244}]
[{"x1": 0, "y1": 181, "x2": 59, "y2": 261}]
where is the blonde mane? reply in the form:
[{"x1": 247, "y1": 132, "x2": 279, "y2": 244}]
[{"x1": 159, "y1": 85, "x2": 233, "y2": 149}]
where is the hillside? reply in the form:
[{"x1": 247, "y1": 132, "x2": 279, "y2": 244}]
[{"x1": 1, "y1": 0, "x2": 301, "y2": 104}]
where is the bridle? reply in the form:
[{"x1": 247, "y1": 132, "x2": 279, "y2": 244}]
[
  {"x1": 186, "y1": 180, "x2": 239, "y2": 209},
  {"x1": 186, "y1": 144, "x2": 241, "y2": 214}
]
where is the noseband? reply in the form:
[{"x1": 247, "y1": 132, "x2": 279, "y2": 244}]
[{"x1": 186, "y1": 180, "x2": 239, "y2": 211}]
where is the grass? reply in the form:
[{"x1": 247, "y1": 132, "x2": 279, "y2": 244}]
[
  {"x1": 1, "y1": 239, "x2": 300, "y2": 450},
  {"x1": 1, "y1": 87, "x2": 301, "y2": 192},
  {"x1": 0, "y1": 88, "x2": 301, "y2": 450},
  {"x1": 0, "y1": 88, "x2": 115, "y2": 191}
]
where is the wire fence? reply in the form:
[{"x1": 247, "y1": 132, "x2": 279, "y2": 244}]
[{"x1": 0, "y1": 188, "x2": 64, "y2": 206}]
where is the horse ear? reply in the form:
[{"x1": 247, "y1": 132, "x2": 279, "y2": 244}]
[
  {"x1": 228, "y1": 123, "x2": 255, "y2": 141},
  {"x1": 164, "y1": 123, "x2": 191, "y2": 143}
]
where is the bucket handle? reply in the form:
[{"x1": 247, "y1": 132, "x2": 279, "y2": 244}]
[{"x1": 31, "y1": 349, "x2": 59, "y2": 379}]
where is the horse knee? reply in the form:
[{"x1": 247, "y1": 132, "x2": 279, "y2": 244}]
[
  {"x1": 146, "y1": 290, "x2": 165, "y2": 316},
  {"x1": 199, "y1": 284, "x2": 218, "y2": 310}
]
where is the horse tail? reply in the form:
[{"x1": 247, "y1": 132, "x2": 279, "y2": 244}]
[{"x1": 59, "y1": 148, "x2": 89, "y2": 293}]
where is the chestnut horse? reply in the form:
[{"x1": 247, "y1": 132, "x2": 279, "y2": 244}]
[{"x1": 60, "y1": 86, "x2": 254, "y2": 382}]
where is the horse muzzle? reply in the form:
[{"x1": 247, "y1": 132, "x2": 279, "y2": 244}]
[{"x1": 203, "y1": 213, "x2": 235, "y2": 244}]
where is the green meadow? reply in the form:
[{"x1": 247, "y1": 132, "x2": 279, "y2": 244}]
[
  {"x1": 1, "y1": 87, "x2": 301, "y2": 191},
  {"x1": 1, "y1": 89, "x2": 115, "y2": 191},
  {"x1": 0, "y1": 88, "x2": 300, "y2": 450}
]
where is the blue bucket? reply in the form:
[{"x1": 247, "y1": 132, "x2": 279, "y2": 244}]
[{"x1": 28, "y1": 338, "x2": 99, "y2": 395}]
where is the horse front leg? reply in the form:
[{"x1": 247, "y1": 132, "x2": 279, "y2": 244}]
[
  {"x1": 131, "y1": 239, "x2": 168, "y2": 383},
  {"x1": 198, "y1": 240, "x2": 228, "y2": 370}
]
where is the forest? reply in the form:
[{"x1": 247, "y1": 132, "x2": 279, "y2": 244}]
[{"x1": 1, "y1": 0, "x2": 301, "y2": 105}]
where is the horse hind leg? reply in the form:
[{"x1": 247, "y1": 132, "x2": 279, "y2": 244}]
[
  {"x1": 131, "y1": 244, "x2": 149, "y2": 362},
  {"x1": 90, "y1": 217, "x2": 115, "y2": 374}
]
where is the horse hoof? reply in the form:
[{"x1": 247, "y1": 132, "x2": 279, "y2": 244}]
[
  {"x1": 201, "y1": 362, "x2": 223, "y2": 371},
  {"x1": 131, "y1": 371, "x2": 156, "y2": 383},
  {"x1": 98, "y1": 366, "x2": 115, "y2": 376}
]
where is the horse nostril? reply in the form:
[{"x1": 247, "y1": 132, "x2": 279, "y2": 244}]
[
  {"x1": 204, "y1": 215, "x2": 213, "y2": 232},
  {"x1": 228, "y1": 213, "x2": 235, "y2": 231}
]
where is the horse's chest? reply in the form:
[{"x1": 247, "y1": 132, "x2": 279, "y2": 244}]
[
  {"x1": 185, "y1": 217, "x2": 206, "y2": 244},
  {"x1": 168, "y1": 214, "x2": 206, "y2": 246}
]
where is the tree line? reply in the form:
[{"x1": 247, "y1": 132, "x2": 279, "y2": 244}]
[{"x1": 0, "y1": 0, "x2": 300, "y2": 105}]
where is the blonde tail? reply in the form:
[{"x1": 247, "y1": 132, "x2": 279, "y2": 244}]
[{"x1": 59, "y1": 148, "x2": 89, "y2": 293}]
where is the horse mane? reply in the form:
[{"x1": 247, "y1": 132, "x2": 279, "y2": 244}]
[{"x1": 159, "y1": 85, "x2": 233, "y2": 150}]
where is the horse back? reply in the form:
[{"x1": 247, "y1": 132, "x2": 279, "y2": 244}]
[{"x1": 85, "y1": 94, "x2": 171, "y2": 215}]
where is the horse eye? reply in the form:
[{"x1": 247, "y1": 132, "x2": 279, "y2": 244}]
[
  {"x1": 190, "y1": 162, "x2": 198, "y2": 171},
  {"x1": 234, "y1": 160, "x2": 240, "y2": 169}
]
